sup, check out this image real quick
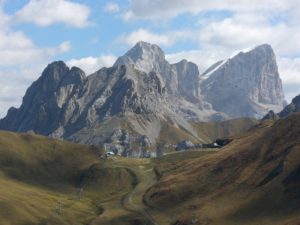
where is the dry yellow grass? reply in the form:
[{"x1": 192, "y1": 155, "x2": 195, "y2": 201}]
[{"x1": 145, "y1": 113, "x2": 300, "y2": 225}]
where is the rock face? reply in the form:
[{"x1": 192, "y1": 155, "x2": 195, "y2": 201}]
[
  {"x1": 115, "y1": 41, "x2": 201, "y2": 102},
  {"x1": 279, "y1": 94, "x2": 300, "y2": 118},
  {"x1": 262, "y1": 110, "x2": 280, "y2": 121},
  {"x1": 0, "y1": 42, "x2": 287, "y2": 155},
  {"x1": 0, "y1": 59, "x2": 199, "y2": 156},
  {"x1": 200, "y1": 44, "x2": 285, "y2": 118},
  {"x1": 0, "y1": 61, "x2": 86, "y2": 136},
  {"x1": 115, "y1": 41, "x2": 220, "y2": 121}
]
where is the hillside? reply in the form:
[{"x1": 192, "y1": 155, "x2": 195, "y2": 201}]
[
  {"x1": 0, "y1": 110, "x2": 300, "y2": 225},
  {"x1": 193, "y1": 117, "x2": 259, "y2": 142},
  {"x1": 144, "y1": 112, "x2": 300, "y2": 225},
  {"x1": 0, "y1": 131, "x2": 147, "y2": 225}
]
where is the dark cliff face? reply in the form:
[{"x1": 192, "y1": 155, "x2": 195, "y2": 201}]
[
  {"x1": 279, "y1": 94, "x2": 300, "y2": 118},
  {"x1": 200, "y1": 44, "x2": 285, "y2": 118},
  {"x1": 0, "y1": 61, "x2": 86, "y2": 135}
]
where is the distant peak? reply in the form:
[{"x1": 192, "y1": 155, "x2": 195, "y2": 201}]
[
  {"x1": 178, "y1": 59, "x2": 188, "y2": 64},
  {"x1": 135, "y1": 41, "x2": 152, "y2": 47},
  {"x1": 47, "y1": 60, "x2": 68, "y2": 68},
  {"x1": 249, "y1": 43, "x2": 274, "y2": 54},
  {"x1": 42, "y1": 60, "x2": 69, "y2": 77},
  {"x1": 292, "y1": 94, "x2": 300, "y2": 104},
  {"x1": 113, "y1": 41, "x2": 166, "y2": 73},
  {"x1": 254, "y1": 44, "x2": 273, "y2": 51},
  {"x1": 134, "y1": 41, "x2": 159, "y2": 49},
  {"x1": 129, "y1": 41, "x2": 164, "y2": 56}
]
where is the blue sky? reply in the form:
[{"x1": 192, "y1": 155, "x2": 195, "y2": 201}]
[{"x1": 0, "y1": 0, "x2": 300, "y2": 117}]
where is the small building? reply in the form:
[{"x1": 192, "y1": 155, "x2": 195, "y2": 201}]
[
  {"x1": 106, "y1": 151, "x2": 115, "y2": 157},
  {"x1": 176, "y1": 140, "x2": 195, "y2": 151}
]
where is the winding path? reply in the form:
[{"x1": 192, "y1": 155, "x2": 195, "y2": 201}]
[{"x1": 124, "y1": 167, "x2": 160, "y2": 225}]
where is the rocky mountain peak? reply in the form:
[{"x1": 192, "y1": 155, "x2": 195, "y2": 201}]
[
  {"x1": 200, "y1": 43, "x2": 285, "y2": 118},
  {"x1": 236, "y1": 44, "x2": 276, "y2": 67},
  {"x1": 279, "y1": 94, "x2": 300, "y2": 118},
  {"x1": 126, "y1": 41, "x2": 165, "y2": 61},
  {"x1": 0, "y1": 42, "x2": 289, "y2": 156},
  {"x1": 40, "y1": 61, "x2": 69, "y2": 91},
  {"x1": 39, "y1": 61, "x2": 86, "y2": 92},
  {"x1": 253, "y1": 43, "x2": 274, "y2": 54},
  {"x1": 114, "y1": 41, "x2": 166, "y2": 74}
]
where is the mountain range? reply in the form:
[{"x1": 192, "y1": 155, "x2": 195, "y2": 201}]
[
  {"x1": 0, "y1": 42, "x2": 287, "y2": 155},
  {"x1": 0, "y1": 41, "x2": 300, "y2": 225}
]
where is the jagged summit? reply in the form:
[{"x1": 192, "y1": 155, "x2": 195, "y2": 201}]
[
  {"x1": 40, "y1": 61, "x2": 86, "y2": 86},
  {"x1": 253, "y1": 43, "x2": 274, "y2": 52},
  {"x1": 200, "y1": 43, "x2": 285, "y2": 118},
  {"x1": 114, "y1": 41, "x2": 202, "y2": 104},
  {"x1": 0, "y1": 42, "x2": 287, "y2": 155},
  {"x1": 114, "y1": 41, "x2": 166, "y2": 74}
]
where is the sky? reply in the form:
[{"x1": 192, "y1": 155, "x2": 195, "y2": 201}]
[{"x1": 0, "y1": 0, "x2": 300, "y2": 117}]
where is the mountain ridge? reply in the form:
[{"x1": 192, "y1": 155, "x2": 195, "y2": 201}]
[{"x1": 0, "y1": 42, "x2": 286, "y2": 155}]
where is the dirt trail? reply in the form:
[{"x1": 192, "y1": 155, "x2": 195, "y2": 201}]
[
  {"x1": 88, "y1": 158, "x2": 161, "y2": 225},
  {"x1": 124, "y1": 166, "x2": 160, "y2": 225}
]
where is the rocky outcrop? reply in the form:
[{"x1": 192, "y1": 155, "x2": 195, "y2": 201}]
[
  {"x1": 262, "y1": 110, "x2": 280, "y2": 121},
  {"x1": 200, "y1": 44, "x2": 285, "y2": 118},
  {"x1": 279, "y1": 94, "x2": 300, "y2": 118},
  {"x1": 0, "y1": 61, "x2": 86, "y2": 136},
  {"x1": 114, "y1": 41, "x2": 220, "y2": 121}
]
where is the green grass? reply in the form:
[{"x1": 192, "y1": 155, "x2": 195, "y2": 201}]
[
  {"x1": 1, "y1": 111, "x2": 300, "y2": 225},
  {"x1": 0, "y1": 131, "x2": 145, "y2": 225}
]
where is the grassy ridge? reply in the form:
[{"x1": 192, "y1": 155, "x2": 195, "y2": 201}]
[
  {"x1": 193, "y1": 117, "x2": 259, "y2": 142},
  {"x1": 145, "y1": 113, "x2": 300, "y2": 225},
  {"x1": 0, "y1": 131, "x2": 139, "y2": 225}
]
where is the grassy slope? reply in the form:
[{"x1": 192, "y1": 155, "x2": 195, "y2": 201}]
[
  {"x1": 145, "y1": 113, "x2": 300, "y2": 225},
  {"x1": 0, "y1": 130, "x2": 219, "y2": 225},
  {"x1": 0, "y1": 131, "x2": 142, "y2": 225},
  {"x1": 1, "y1": 112, "x2": 299, "y2": 225},
  {"x1": 193, "y1": 117, "x2": 259, "y2": 142},
  {"x1": 155, "y1": 117, "x2": 258, "y2": 154}
]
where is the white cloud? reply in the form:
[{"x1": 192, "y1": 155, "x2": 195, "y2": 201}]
[
  {"x1": 14, "y1": 0, "x2": 91, "y2": 27},
  {"x1": 0, "y1": 63, "x2": 46, "y2": 118},
  {"x1": 0, "y1": 8, "x2": 10, "y2": 29},
  {"x1": 0, "y1": 3, "x2": 73, "y2": 117},
  {"x1": 104, "y1": 2, "x2": 120, "y2": 13},
  {"x1": 166, "y1": 46, "x2": 234, "y2": 72},
  {"x1": 117, "y1": 28, "x2": 193, "y2": 47},
  {"x1": 277, "y1": 57, "x2": 300, "y2": 102},
  {"x1": 67, "y1": 55, "x2": 117, "y2": 75},
  {"x1": 0, "y1": 29, "x2": 71, "y2": 66},
  {"x1": 124, "y1": 0, "x2": 300, "y2": 21},
  {"x1": 278, "y1": 57, "x2": 300, "y2": 84},
  {"x1": 0, "y1": 31, "x2": 71, "y2": 116}
]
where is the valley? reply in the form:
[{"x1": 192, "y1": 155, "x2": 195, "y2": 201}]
[
  {"x1": 0, "y1": 130, "x2": 218, "y2": 225},
  {"x1": 0, "y1": 42, "x2": 299, "y2": 225},
  {"x1": 1, "y1": 0, "x2": 300, "y2": 224},
  {"x1": 1, "y1": 107, "x2": 300, "y2": 225}
]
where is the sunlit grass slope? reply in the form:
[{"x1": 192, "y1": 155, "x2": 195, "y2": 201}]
[{"x1": 0, "y1": 131, "x2": 138, "y2": 225}]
